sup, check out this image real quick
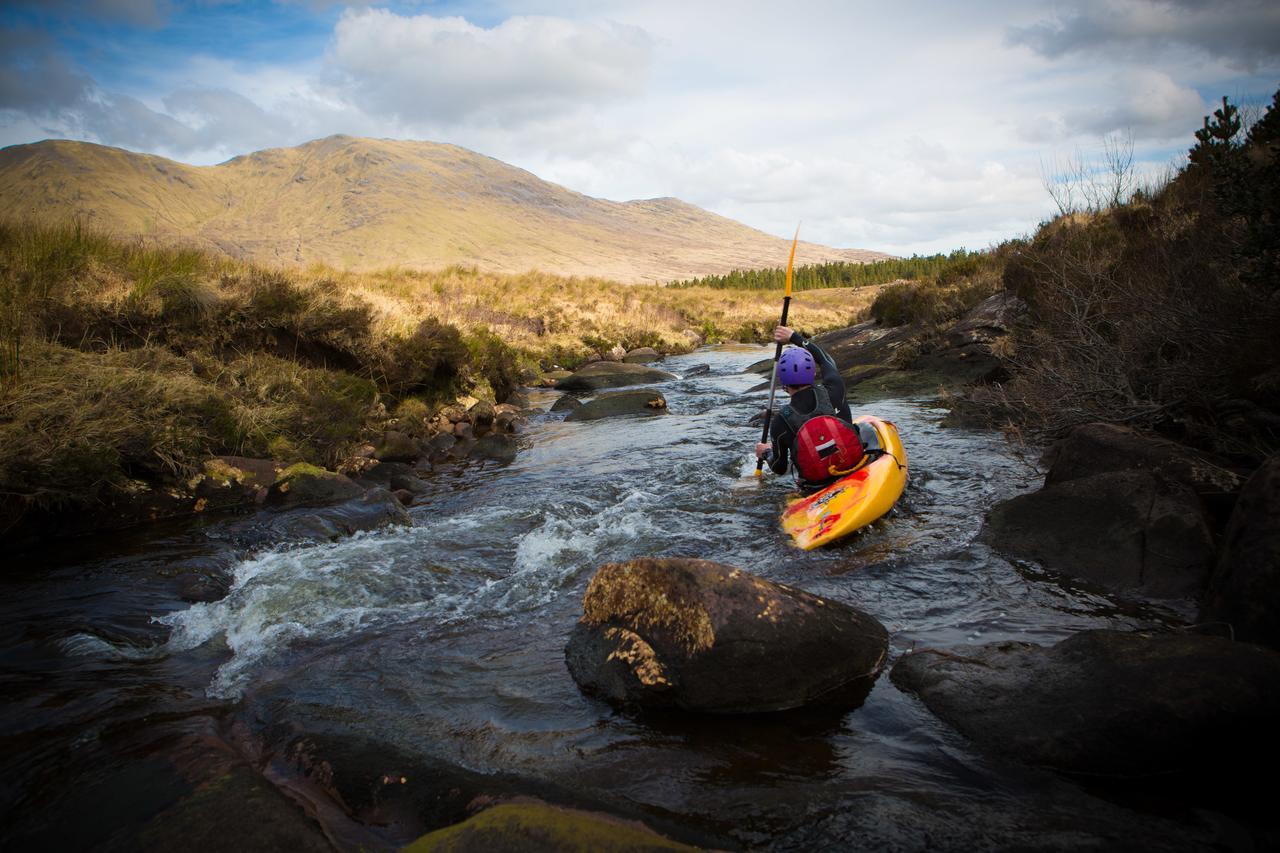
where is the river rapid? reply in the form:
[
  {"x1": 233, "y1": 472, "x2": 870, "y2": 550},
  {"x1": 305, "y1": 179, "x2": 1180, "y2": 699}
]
[{"x1": 1, "y1": 345, "x2": 1204, "y2": 851}]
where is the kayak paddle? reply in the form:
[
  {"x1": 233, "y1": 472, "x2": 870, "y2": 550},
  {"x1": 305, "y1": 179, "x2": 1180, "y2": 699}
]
[{"x1": 755, "y1": 225, "x2": 800, "y2": 477}]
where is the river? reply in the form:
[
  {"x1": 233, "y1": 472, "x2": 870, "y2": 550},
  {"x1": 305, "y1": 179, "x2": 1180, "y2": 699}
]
[{"x1": 1, "y1": 344, "x2": 1202, "y2": 850}]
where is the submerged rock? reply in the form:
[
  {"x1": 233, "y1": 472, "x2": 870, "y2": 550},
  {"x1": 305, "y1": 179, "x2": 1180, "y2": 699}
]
[
  {"x1": 890, "y1": 629, "x2": 1280, "y2": 779},
  {"x1": 564, "y1": 390, "x2": 667, "y2": 422},
  {"x1": 1201, "y1": 454, "x2": 1280, "y2": 650},
  {"x1": 682, "y1": 364, "x2": 711, "y2": 377},
  {"x1": 980, "y1": 469, "x2": 1214, "y2": 598},
  {"x1": 565, "y1": 558, "x2": 888, "y2": 713},
  {"x1": 404, "y1": 801, "x2": 698, "y2": 853},
  {"x1": 554, "y1": 362, "x2": 678, "y2": 391}
]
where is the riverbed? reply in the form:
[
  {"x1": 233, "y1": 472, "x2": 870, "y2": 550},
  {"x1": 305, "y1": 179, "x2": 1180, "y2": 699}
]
[{"x1": 1, "y1": 345, "x2": 1206, "y2": 850}]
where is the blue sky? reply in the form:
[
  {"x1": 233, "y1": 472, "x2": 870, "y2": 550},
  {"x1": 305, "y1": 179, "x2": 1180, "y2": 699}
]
[{"x1": 2, "y1": 1, "x2": 1278, "y2": 255}]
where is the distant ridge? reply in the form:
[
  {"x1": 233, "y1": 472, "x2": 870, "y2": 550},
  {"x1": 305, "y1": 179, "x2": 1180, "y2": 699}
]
[{"x1": 0, "y1": 136, "x2": 890, "y2": 283}]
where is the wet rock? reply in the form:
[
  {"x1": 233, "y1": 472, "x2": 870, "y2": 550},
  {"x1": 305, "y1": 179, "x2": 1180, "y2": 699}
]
[
  {"x1": 260, "y1": 487, "x2": 411, "y2": 542},
  {"x1": 468, "y1": 400, "x2": 496, "y2": 429},
  {"x1": 494, "y1": 402, "x2": 521, "y2": 417},
  {"x1": 470, "y1": 433, "x2": 518, "y2": 465},
  {"x1": 890, "y1": 630, "x2": 1280, "y2": 780},
  {"x1": 682, "y1": 364, "x2": 711, "y2": 377},
  {"x1": 1044, "y1": 422, "x2": 1244, "y2": 500},
  {"x1": 622, "y1": 346, "x2": 662, "y2": 364},
  {"x1": 980, "y1": 469, "x2": 1215, "y2": 598},
  {"x1": 193, "y1": 456, "x2": 279, "y2": 509},
  {"x1": 453, "y1": 421, "x2": 474, "y2": 441},
  {"x1": 564, "y1": 390, "x2": 667, "y2": 422},
  {"x1": 744, "y1": 358, "x2": 774, "y2": 376},
  {"x1": 554, "y1": 362, "x2": 678, "y2": 391},
  {"x1": 425, "y1": 432, "x2": 457, "y2": 461},
  {"x1": 355, "y1": 461, "x2": 431, "y2": 495},
  {"x1": 392, "y1": 488, "x2": 415, "y2": 506},
  {"x1": 403, "y1": 801, "x2": 698, "y2": 853},
  {"x1": 374, "y1": 430, "x2": 423, "y2": 464},
  {"x1": 266, "y1": 463, "x2": 364, "y2": 509},
  {"x1": 565, "y1": 558, "x2": 888, "y2": 713},
  {"x1": 1201, "y1": 454, "x2": 1280, "y2": 650},
  {"x1": 494, "y1": 412, "x2": 524, "y2": 434},
  {"x1": 550, "y1": 394, "x2": 581, "y2": 413}
]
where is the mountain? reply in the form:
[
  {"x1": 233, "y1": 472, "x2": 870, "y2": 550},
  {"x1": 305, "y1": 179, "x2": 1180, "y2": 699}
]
[{"x1": 0, "y1": 136, "x2": 889, "y2": 282}]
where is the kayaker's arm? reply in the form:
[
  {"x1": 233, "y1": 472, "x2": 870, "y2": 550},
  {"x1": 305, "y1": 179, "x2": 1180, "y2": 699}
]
[{"x1": 765, "y1": 414, "x2": 792, "y2": 474}]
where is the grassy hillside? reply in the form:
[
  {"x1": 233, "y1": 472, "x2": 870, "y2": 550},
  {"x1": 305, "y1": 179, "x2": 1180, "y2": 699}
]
[
  {"x1": 0, "y1": 136, "x2": 891, "y2": 282},
  {"x1": 0, "y1": 220, "x2": 882, "y2": 529}
]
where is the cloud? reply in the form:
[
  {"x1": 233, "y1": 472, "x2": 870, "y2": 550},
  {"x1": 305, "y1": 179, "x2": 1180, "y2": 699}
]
[
  {"x1": 327, "y1": 9, "x2": 653, "y2": 125},
  {"x1": 161, "y1": 87, "x2": 295, "y2": 152},
  {"x1": 1008, "y1": 0, "x2": 1280, "y2": 70},
  {"x1": 1063, "y1": 69, "x2": 1207, "y2": 138}
]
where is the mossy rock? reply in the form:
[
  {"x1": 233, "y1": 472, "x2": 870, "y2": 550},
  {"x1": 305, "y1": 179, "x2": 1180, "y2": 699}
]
[
  {"x1": 565, "y1": 390, "x2": 667, "y2": 422},
  {"x1": 554, "y1": 362, "x2": 677, "y2": 392},
  {"x1": 404, "y1": 801, "x2": 698, "y2": 853},
  {"x1": 550, "y1": 394, "x2": 582, "y2": 413},
  {"x1": 266, "y1": 463, "x2": 363, "y2": 508}
]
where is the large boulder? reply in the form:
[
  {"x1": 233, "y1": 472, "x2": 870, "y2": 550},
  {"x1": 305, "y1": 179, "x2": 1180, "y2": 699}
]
[
  {"x1": 565, "y1": 558, "x2": 888, "y2": 713},
  {"x1": 890, "y1": 630, "x2": 1280, "y2": 779},
  {"x1": 622, "y1": 347, "x2": 662, "y2": 364},
  {"x1": 564, "y1": 390, "x2": 667, "y2": 422},
  {"x1": 554, "y1": 362, "x2": 678, "y2": 391},
  {"x1": 942, "y1": 289, "x2": 1026, "y2": 351},
  {"x1": 980, "y1": 469, "x2": 1215, "y2": 598},
  {"x1": 470, "y1": 433, "x2": 518, "y2": 465},
  {"x1": 1201, "y1": 454, "x2": 1280, "y2": 650},
  {"x1": 1044, "y1": 422, "x2": 1244, "y2": 500},
  {"x1": 550, "y1": 394, "x2": 582, "y2": 413}
]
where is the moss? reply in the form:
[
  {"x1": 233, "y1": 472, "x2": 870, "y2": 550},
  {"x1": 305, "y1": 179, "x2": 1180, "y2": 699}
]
[
  {"x1": 581, "y1": 559, "x2": 715, "y2": 655},
  {"x1": 403, "y1": 801, "x2": 698, "y2": 853}
]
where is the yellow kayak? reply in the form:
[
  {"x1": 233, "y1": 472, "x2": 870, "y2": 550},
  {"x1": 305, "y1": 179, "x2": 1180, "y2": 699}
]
[{"x1": 780, "y1": 415, "x2": 908, "y2": 549}]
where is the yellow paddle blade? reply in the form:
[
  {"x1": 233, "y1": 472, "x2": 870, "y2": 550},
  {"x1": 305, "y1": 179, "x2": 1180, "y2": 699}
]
[{"x1": 784, "y1": 224, "x2": 800, "y2": 297}]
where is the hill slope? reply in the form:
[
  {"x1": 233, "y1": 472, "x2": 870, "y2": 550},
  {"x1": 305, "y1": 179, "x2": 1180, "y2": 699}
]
[{"x1": 0, "y1": 136, "x2": 889, "y2": 282}]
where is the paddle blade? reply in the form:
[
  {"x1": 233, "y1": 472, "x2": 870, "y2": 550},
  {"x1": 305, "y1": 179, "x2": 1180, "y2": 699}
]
[{"x1": 784, "y1": 224, "x2": 800, "y2": 297}]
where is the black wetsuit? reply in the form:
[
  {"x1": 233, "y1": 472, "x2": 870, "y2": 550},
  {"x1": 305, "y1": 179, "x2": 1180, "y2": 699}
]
[{"x1": 762, "y1": 332, "x2": 851, "y2": 487}]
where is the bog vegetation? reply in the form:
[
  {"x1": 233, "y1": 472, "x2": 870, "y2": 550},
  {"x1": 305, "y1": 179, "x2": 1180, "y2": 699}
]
[{"x1": 0, "y1": 225, "x2": 881, "y2": 523}]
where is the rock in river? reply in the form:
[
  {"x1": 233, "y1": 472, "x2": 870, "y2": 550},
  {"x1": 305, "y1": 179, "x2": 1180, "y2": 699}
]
[
  {"x1": 890, "y1": 629, "x2": 1280, "y2": 780},
  {"x1": 565, "y1": 558, "x2": 888, "y2": 713},
  {"x1": 555, "y1": 361, "x2": 678, "y2": 391},
  {"x1": 980, "y1": 469, "x2": 1214, "y2": 598},
  {"x1": 564, "y1": 390, "x2": 667, "y2": 422},
  {"x1": 1200, "y1": 453, "x2": 1280, "y2": 650}
]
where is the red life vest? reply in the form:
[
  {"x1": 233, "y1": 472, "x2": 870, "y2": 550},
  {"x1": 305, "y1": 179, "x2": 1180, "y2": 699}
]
[{"x1": 781, "y1": 384, "x2": 864, "y2": 483}]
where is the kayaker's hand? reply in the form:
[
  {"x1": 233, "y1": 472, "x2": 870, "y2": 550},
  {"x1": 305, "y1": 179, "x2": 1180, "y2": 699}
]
[
  {"x1": 773, "y1": 325, "x2": 793, "y2": 344},
  {"x1": 747, "y1": 409, "x2": 768, "y2": 427},
  {"x1": 755, "y1": 442, "x2": 772, "y2": 460}
]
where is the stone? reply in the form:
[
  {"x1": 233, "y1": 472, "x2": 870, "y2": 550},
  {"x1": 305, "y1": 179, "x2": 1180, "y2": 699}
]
[
  {"x1": 565, "y1": 558, "x2": 888, "y2": 713},
  {"x1": 980, "y1": 469, "x2": 1215, "y2": 598},
  {"x1": 554, "y1": 362, "x2": 678, "y2": 392},
  {"x1": 682, "y1": 364, "x2": 711, "y2": 377},
  {"x1": 494, "y1": 412, "x2": 523, "y2": 433},
  {"x1": 468, "y1": 400, "x2": 496, "y2": 428},
  {"x1": 453, "y1": 422, "x2": 474, "y2": 441},
  {"x1": 1043, "y1": 422, "x2": 1244, "y2": 499},
  {"x1": 564, "y1": 390, "x2": 667, "y2": 422},
  {"x1": 470, "y1": 433, "x2": 518, "y2": 465},
  {"x1": 373, "y1": 430, "x2": 422, "y2": 464},
  {"x1": 425, "y1": 432, "x2": 456, "y2": 460},
  {"x1": 550, "y1": 394, "x2": 581, "y2": 413},
  {"x1": 890, "y1": 629, "x2": 1280, "y2": 780},
  {"x1": 403, "y1": 801, "x2": 698, "y2": 853},
  {"x1": 265, "y1": 463, "x2": 364, "y2": 509},
  {"x1": 622, "y1": 347, "x2": 662, "y2": 364},
  {"x1": 744, "y1": 358, "x2": 774, "y2": 376},
  {"x1": 942, "y1": 290, "x2": 1026, "y2": 350},
  {"x1": 1200, "y1": 454, "x2": 1280, "y2": 650}
]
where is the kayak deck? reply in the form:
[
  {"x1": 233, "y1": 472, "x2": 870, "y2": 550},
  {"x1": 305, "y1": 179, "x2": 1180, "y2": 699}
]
[{"x1": 780, "y1": 415, "x2": 908, "y2": 550}]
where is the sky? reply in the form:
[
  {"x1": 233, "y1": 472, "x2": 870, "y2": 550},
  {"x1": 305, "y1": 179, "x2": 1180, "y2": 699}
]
[{"x1": 1, "y1": 1, "x2": 1278, "y2": 256}]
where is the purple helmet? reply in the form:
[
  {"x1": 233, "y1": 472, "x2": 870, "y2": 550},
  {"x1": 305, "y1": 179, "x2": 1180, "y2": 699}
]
[{"x1": 776, "y1": 347, "x2": 815, "y2": 386}]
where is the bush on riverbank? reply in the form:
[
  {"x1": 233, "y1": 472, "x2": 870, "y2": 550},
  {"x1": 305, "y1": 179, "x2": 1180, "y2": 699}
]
[{"x1": 969, "y1": 88, "x2": 1280, "y2": 463}]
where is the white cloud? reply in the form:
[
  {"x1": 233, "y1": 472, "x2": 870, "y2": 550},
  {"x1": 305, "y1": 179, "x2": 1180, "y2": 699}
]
[
  {"x1": 1062, "y1": 69, "x2": 1207, "y2": 138},
  {"x1": 326, "y1": 9, "x2": 653, "y2": 125}
]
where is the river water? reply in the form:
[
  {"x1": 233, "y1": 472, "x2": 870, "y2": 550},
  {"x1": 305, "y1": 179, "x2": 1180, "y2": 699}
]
[{"x1": 1, "y1": 345, "x2": 1207, "y2": 850}]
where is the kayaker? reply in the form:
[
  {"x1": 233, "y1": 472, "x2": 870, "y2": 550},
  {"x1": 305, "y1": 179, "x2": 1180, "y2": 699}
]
[{"x1": 754, "y1": 326, "x2": 859, "y2": 494}]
